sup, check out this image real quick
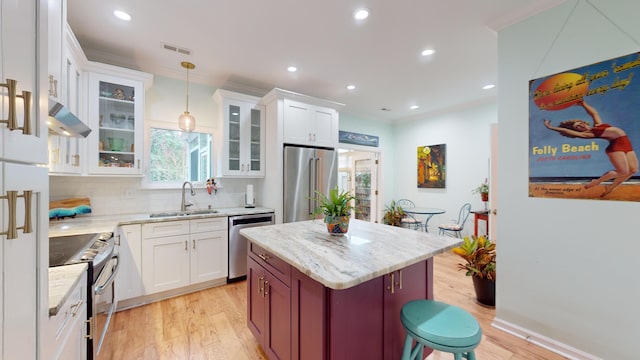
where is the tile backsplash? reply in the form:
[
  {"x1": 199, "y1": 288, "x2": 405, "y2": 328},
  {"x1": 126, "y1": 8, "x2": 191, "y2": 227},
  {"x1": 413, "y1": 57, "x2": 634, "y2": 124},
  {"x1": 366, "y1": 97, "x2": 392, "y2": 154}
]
[{"x1": 49, "y1": 176, "x2": 263, "y2": 216}]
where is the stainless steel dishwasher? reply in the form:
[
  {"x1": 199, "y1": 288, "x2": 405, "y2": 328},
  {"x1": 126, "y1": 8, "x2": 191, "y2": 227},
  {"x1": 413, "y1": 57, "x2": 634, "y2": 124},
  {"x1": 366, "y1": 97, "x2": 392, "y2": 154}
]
[{"x1": 228, "y1": 213, "x2": 275, "y2": 281}]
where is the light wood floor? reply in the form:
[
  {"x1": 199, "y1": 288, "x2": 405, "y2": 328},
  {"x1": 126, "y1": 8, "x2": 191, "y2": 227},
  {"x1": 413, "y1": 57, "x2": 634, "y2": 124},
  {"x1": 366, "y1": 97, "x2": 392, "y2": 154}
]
[{"x1": 97, "y1": 252, "x2": 567, "y2": 360}]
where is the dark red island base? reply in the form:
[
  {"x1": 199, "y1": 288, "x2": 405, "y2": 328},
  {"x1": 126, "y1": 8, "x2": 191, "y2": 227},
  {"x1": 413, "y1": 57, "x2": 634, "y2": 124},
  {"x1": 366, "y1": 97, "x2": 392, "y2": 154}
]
[{"x1": 247, "y1": 241, "x2": 434, "y2": 360}]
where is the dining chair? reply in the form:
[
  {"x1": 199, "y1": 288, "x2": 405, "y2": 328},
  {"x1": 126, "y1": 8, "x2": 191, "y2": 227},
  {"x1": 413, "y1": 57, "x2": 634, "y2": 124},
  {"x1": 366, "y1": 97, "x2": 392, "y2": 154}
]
[
  {"x1": 396, "y1": 199, "x2": 423, "y2": 231},
  {"x1": 438, "y1": 203, "x2": 471, "y2": 238}
]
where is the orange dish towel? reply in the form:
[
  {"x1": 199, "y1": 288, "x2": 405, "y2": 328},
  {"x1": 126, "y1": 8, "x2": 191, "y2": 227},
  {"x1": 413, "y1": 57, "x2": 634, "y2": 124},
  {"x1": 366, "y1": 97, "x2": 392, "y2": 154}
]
[{"x1": 49, "y1": 197, "x2": 92, "y2": 219}]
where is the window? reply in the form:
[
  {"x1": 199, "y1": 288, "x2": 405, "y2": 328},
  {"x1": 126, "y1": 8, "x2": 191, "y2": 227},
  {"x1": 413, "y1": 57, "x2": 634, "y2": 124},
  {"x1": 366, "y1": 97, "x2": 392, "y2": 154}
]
[{"x1": 146, "y1": 126, "x2": 213, "y2": 187}]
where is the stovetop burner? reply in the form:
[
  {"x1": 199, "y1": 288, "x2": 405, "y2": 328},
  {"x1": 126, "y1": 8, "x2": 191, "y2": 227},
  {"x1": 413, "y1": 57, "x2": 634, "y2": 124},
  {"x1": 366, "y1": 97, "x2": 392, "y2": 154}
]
[{"x1": 49, "y1": 232, "x2": 114, "y2": 268}]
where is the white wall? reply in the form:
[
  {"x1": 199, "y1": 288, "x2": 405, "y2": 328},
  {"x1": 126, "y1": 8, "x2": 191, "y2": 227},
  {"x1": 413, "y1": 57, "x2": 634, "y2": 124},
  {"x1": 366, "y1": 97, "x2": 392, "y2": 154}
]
[
  {"x1": 393, "y1": 103, "x2": 496, "y2": 234},
  {"x1": 50, "y1": 76, "x2": 263, "y2": 214},
  {"x1": 497, "y1": 1, "x2": 640, "y2": 358}
]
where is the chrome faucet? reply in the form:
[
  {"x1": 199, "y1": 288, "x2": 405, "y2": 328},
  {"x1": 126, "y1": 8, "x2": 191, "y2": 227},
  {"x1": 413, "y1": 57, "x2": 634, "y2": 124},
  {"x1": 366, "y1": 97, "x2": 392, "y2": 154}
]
[{"x1": 181, "y1": 181, "x2": 196, "y2": 211}]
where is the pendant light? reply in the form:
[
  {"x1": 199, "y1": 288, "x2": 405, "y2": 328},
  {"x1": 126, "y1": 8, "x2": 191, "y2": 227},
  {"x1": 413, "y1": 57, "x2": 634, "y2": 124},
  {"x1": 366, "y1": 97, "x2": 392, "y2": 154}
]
[{"x1": 178, "y1": 61, "x2": 196, "y2": 132}]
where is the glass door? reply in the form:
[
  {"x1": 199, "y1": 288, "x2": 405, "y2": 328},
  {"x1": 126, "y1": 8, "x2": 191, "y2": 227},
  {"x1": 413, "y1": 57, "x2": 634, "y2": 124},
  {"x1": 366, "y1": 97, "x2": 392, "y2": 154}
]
[
  {"x1": 97, "y1": 81, "x2": 136, "y2": 168},
  {"x1": 354, "y1": 159, "x2": 372, "y2": 221}
]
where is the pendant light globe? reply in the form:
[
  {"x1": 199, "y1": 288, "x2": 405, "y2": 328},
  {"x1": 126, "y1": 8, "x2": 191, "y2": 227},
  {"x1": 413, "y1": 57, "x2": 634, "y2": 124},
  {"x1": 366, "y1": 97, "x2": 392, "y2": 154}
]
[{"x1": 178, "y1": 61, "x2": 196, "y2": 132}]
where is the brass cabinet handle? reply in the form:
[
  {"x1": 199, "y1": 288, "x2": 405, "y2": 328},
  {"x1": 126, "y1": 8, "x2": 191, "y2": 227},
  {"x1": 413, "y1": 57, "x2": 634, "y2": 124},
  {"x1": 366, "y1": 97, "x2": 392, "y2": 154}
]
[
  {"x1": 85, "y1": 317, "x2": 93, "y2": 339},
  {"x1": 1, "y1": 190, "x2": 33, "y2": 239},
  {"x1": 263, "y1": 280, "x2": 269, "y2": 296},
  {"x1": 258, "y1": 276, "x2": 264, "y2": 296},
  {"x1": 387, "y1": 272, "x2": 395, "y2": 294},
  {"x1": 70, "y1": 300, "x2": 84, "y2": 316},
  {"x1": 397, "y1": 270, "x2": 403, "y2": 290},
  {"x1": 258, "y1": 253, "x2": 270, "y2": 262},
  {"x1": 0, "y1": 79, "x2": 31, "y2": 135}
]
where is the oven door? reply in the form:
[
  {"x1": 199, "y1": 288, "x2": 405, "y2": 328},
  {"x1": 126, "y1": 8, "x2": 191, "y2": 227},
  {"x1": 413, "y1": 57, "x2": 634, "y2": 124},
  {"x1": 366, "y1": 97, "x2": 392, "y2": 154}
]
[{"x1": 93, "y1": 254, "x2": 119, "y2": 358}]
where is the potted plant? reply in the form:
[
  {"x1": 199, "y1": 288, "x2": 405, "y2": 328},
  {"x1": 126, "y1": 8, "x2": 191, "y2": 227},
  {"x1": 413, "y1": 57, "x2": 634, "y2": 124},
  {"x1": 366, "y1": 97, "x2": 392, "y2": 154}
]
[
  {"x1": 313, "y1": 187, "x2": 355, "y2": 235},
  {"x1": 452, "y1": 235, "x2": 496, "y2": 306},
  {"x1": 382, "y1": 200, "x2": 405, "y2": 227},
  {"x1": 472, "y1": 179, "x2": 489, "y2": 202}
]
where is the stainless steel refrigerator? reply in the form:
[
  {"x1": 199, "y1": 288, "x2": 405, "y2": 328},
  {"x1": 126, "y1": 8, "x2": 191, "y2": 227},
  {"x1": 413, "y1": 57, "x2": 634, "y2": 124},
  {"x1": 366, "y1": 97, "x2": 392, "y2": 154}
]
[{"x1": 284, "y1": 145, "x2": 338, "y2": 223}]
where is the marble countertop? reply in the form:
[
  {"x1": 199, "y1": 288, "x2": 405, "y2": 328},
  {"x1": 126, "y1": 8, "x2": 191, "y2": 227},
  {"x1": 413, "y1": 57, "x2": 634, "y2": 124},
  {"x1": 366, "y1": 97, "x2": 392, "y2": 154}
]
[
  {"x1": 48, "y1": 206, "x2": 274, "y2": 316},
  {"x1": 240, "y1": 218, "x2": 462, "y2": 290},
  {"x1": 49, "y1": 206, "x2": 275, "y2": 237},
  {"x1": 49, "y1": 263, "x2": 87, "y2": 316}
]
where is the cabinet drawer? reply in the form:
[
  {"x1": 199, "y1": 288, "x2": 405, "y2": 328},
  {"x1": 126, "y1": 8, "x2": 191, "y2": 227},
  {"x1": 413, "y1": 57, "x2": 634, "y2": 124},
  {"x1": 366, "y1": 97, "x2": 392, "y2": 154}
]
[
  {"x1": 142, "y1": 220, "x2": 189, "y2": 238},
  {"x1": 190, "y1": 217, "x2": 227, "y2": 233},
  {"x1": 249, "y1": 242, "x2": 291, "y2": 285},
  {"x1": 50, "y1": 272, "x2": 86, "y2": 340}
]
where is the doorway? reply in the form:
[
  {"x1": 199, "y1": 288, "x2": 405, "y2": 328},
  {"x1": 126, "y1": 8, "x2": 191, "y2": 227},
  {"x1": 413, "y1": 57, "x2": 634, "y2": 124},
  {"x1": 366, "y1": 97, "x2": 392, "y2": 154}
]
[{"x1": 338, "y1": 147, "x2": 380, "y2": 223}]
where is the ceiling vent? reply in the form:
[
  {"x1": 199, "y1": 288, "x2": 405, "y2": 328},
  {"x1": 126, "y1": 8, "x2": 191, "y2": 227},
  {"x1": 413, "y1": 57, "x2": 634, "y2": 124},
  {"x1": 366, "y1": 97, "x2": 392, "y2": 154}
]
[{"x1": 161, "y1": 42, "x2": 192, "y2": 56}]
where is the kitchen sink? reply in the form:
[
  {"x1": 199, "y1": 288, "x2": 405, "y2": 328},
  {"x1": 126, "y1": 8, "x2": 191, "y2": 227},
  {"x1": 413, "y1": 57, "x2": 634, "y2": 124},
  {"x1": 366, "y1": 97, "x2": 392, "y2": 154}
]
[{"x1": 149, "y1": 209, "x2": 218, "y2": 218}]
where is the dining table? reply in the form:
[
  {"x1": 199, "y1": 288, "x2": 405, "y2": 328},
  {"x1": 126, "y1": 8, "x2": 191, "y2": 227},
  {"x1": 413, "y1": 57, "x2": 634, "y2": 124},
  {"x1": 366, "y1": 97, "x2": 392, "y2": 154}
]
[{"x1": 403, "y1": 207, "x2": 446, "y2": 232}]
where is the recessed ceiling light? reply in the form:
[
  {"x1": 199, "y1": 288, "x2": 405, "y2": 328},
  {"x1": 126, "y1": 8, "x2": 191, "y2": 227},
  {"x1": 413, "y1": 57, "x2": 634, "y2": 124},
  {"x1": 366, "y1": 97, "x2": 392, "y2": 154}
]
[
  {"x1": 421, "y1": 49, "x2": 435, "y2": 56},
  {"x1": 482, "y1": 84, "x2": 495, "y2": 90},
  {"x1": 287, "y1": 66, "x2": 297, "y2": 73},
  {"x1": 113, "y1": 10, "x2": 131, "y2": 21},
  {"x1": 347, "y1": 85, "x2": 356, "y2": 90},
  {"x1": 410, "y1": 105, "x2": 420, "y2": 110},
  {"x1": 354, "y1": 8, "x2": 369, "y2": 20}
]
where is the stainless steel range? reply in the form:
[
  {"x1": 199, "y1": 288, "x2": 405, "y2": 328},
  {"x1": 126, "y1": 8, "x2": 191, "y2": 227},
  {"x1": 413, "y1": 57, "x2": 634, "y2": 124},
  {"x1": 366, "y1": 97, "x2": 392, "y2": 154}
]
[{"x1": 49, "y1": 232, "x2": 119, "y2": 359}]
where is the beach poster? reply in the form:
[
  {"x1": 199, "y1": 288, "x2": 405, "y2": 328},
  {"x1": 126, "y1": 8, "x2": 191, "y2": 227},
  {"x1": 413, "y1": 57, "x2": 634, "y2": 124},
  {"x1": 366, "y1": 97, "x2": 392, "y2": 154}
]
[{"x1": 529, "y1": 51, "x2": 640, "y2": 201}]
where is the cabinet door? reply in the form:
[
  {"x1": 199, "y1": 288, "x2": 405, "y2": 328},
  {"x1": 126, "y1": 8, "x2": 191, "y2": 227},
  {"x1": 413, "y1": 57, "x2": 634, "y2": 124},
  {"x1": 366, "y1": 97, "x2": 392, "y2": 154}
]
[
  {"x1": 247, "y1": 257, "x2": 266, "y2": 342},
  {"x1": 56, "y1": 302, "x2": 87, "y2": 360},
  {"x1": 283, "y1": 99, "x2": 337, "y2": 148},
  {"x1": 86, "y1": 72, "x2": 144, "y2": 175},
  {"x1": 1, "y1": 162, "x2": 48, "y2": 359},
  {"x1": 383, "y1": 261, "x2": 429, "y2": 360},
  {"x1": 218, "y1": 95, "x2": 265, "y2": 177},
  {"x1": 190, "y1": 230, "x2": 228, "y2": 284},
  {"x1": 264, "y1": 270, "x2": 292, "y2": 360},
  {"x1": 310, "y1": 107, "x2": 337, "y2": 148},
  {"x1": 246, "y1": 104, "x2": 265, "y2": 176},
  {"x1": 283, "y1": 99, "x2": 313, "y2": 146},
  {"x1": 0, "y1": 0, "x2": 48, "y2": 164},
  {"x1": 47, "y1": 0, "x2": 64, "y2": 102},
  {"x1": 142, "y1": 234, "x2": 190, "y2": 294},
  {"x1": 116, "y1": 224, "x2": 143, "y2": 301}
]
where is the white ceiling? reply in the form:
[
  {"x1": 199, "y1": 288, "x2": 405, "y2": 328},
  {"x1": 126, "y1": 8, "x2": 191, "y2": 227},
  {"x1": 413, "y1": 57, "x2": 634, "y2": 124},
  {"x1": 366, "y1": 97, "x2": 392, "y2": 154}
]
[{"x1": 67, "y1": 0, "x2": 566, "y2": 122}]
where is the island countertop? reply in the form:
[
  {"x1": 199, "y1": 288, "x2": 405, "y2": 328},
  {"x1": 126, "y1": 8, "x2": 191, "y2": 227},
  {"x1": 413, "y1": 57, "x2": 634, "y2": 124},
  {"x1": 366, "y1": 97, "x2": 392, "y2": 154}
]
[{"x1": 240, "y1": 218, "x2": 462, "y2": 290}]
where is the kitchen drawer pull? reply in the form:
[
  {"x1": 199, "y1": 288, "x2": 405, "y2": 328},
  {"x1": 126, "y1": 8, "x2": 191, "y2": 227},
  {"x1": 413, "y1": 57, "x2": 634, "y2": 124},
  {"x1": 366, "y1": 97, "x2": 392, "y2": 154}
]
[
  {"x1": 70, "y1": 300, "x2": 84, "y2": 316},
  {"x1": 258, "y1": 253, "x2": 270, "y2": 262},
  {"x1": 85, "y1": 318, "x2": 93, "y2": 339},
  {"x1": 397, "y1": 270, "x2": 403, "y2": 290},
  {"x1": 193, "y1": 239, "x2": 196, "y2": 249},
  {"x1": 387, "y1": 272, "x2": 395, "y2": 294},
  {"x1": 185, "y1": 241, "x2": 188, "y2": 251},
  {"x1": 263, "y1": 280, "x2": 269, "y2": 296}
]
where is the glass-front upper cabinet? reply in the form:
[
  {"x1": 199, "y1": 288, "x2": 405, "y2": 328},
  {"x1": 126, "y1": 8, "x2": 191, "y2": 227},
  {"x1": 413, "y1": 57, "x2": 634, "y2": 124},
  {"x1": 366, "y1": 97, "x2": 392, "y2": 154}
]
[
  {"x1": 85, "y1": 63, "x2": 152, "y2": 175},
  {"x1": 212, "y1": 89, "x2": 265, "y2": 178}
]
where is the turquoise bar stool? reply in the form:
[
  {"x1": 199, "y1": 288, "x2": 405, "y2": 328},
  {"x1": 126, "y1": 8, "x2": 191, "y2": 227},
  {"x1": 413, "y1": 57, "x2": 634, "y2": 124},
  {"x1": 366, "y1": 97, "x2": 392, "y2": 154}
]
[{"x1": 401, "y1": 300, "x2": 482, "y2": 360}]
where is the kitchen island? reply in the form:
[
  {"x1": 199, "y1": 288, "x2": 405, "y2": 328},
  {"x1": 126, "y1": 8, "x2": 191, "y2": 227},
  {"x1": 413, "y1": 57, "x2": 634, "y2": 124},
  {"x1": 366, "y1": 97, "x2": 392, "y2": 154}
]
[{"x1": 240, "y1": 218, "x2": 461, "y2": 360}]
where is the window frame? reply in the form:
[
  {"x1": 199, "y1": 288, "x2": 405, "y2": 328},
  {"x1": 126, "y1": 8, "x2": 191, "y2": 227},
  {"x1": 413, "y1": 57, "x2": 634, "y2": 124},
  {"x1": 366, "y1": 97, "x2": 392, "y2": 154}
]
[{"x1": 142, "y1": 119, "x2": 214, "y2": 189}]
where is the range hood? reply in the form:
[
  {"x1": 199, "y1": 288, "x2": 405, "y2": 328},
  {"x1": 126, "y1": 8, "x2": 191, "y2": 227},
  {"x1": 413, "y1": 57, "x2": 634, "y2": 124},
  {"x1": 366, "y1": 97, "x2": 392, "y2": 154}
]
[{"x1": 48, "y1": 100, "x2": 92, "y2": 138}]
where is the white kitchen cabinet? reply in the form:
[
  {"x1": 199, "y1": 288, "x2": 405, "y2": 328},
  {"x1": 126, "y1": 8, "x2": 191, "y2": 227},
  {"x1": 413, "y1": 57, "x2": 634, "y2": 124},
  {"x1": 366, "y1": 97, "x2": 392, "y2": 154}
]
[
  {"x1": 213, "y1": 89, "x2": 265, "y2": 177},
  {"x1": 47, "y1": 0, "x2": 64, "y2": 102},
  {"x1": 283, "y1": 98, "x2": 338, "y2": 148},
  {"x1": 48, "y1": 22, "x2": 88, "y2": 175},
  {"x1": 1, "y1": 0, "x2": 49, "y2": 358},
  {"x1": 141, "y1": 217, "x2": 228, "y2": 295},
  {"x1": 260, "y1": 88, "x2": 344, "y2": 222},
  {"x1": 48, "y1": 270, "x2": 87, "y2": 360},
  {"x1": 115, "y1": 224, "x2": 143, "y2": 301},
  {"x1": 85, "y1": 62, "x2": 152, "y2": 175}
]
